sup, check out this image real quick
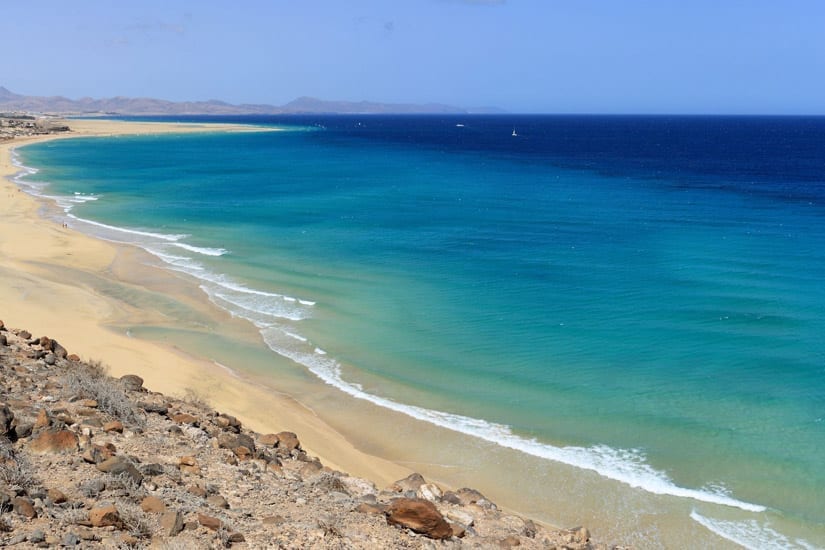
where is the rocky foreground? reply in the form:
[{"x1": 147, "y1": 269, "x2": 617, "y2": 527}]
[{"x1": 0, "y1": 321, "x2": 614, "y2": 549}]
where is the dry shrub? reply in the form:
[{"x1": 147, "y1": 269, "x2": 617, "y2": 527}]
[
  {"x1": 117, "y1": 499, "x2": 156, "y2": 539},
  {"x1": 0, "y1": 437, "x2": 36, "y2": 493},
  {"x1": 62, "y1": 360, "x2": 145, "y2": 427}
]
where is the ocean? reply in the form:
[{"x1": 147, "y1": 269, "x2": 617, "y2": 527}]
[{"x1": 13, "y1": 115, "x2": 825, "y2": 548}]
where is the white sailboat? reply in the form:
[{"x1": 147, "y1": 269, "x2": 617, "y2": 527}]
[{"x1": 512, "y1": 128, "x2": 518, "y2": 137}]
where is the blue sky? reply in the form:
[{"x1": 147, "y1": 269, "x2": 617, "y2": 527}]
[{"x1": 4, "y1": 0, "x2": 824, "y2": 113}]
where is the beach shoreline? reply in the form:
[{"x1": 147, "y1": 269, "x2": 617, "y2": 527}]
[
  {"x1": 0, "y1": 119, "x2": 412, "y2": 488},
  {"x1": 2, "y1": 118, "x2": 783, "y2": 549}
]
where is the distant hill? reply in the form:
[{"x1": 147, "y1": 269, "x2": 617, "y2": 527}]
[{"x1": 0, "y1": 86, "x2": 504, "y2": 116}]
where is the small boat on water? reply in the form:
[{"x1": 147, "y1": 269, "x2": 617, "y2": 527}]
[
  {"x1": 456, "y1": 123, "x2": 465, "y2": 127},
  {"x1": 512, "y1": 128, "x2": 518, "y2": 137}
]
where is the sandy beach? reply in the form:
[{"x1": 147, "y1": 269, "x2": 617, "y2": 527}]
[{"x1": 0, "y1": 119, "x2": 410, "y2": 486}]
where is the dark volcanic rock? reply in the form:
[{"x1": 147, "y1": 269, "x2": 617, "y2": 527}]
[
  {"x1": 0, "y1": 404, "x2": 15, "y2": 437},
  {"x1": 120, "y1": 374, "x2": 144, "y2": 392},
  {"x1": 52, "y1": 342, "x2": 68, "y2": 359},
  {"x1": 96, "y1": 456, "x2": 143, "y2": 485},
  {"x1": 217, "y1": 432, "x2": 256, "y2": 453}
]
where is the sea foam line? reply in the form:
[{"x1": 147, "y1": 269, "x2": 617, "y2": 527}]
[
  {"x1": 66, "y1": 213, "x2": 189, "y2": 242},
  {"x1": 170, "y1": 241, "x2": 228, "y2": 257},
  {"x1": 260, "y1": 327, "x2": 766, "y2": 514},
  {"x1": 690, "y1": 510, "x2": 821, "y2": 550}
]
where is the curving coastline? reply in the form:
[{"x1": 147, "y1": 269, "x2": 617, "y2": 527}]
[
  {"x1": 4, "y1": 118, "x2": 802, "y2": 549},
  {"x1": 0, "y1": 119, "x2": 413, "y2": 486}
]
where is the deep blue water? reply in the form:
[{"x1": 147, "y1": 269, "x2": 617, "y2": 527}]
[{"x1": 15, "y1": 115, "x2": 825, "y2": 547}]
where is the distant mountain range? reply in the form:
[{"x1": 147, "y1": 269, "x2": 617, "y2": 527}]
[{"x1": 0, "y1": 87, "x2": 504, "y2": 116}]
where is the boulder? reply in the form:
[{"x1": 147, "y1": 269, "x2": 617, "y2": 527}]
[
  {"x1": 386, "y1": 498, "x2": 453, "y2": 540},
  {"x1": 198, "y1": 513, "x2": 223, "y2": 531},
  {"x1": 67, "y1": 354, "x2": 80, "y2": 362},
  {"x1": 389, "y1": 473, "x2": 427, "y2": 493},
  {"x1": 0, "y1": 404, "x2": 14, "y2": 437},
  {"x1": 217, "y1": 432, "x2": 255, "y2": 453},
  {"x1": 38, "y1": 336, "x2": 53, "y2": 350},
  {"x1": 89, "y1": 504, "x2": 120, "y2": 527},
  {"x1": 275, "y1": 431, "x2": 300, "y2": 451},
  {"x1": 444, "y1": 508, "x2": 475, "y2": 527},
  {"x1": 12, "y1": 496, "x2": 36, "y2": 518},
  {"x1": 82, "y1": 444, "x2": 115, "y2": 464},
  {"x1": 417, "y1": 483, "x2": 443, "y2": 502},
  {"x1": 0, "y1": 334, "x2": 6, "y2": 346},
  {"x1": 43, "y1": 353, "x2": 56, "y2": 365},
  {"x1": 340, "y1": 476, "x2": 378, "y2": 498},
  {"x1": 140, "y1": 495, "x2": 166, "y2": 513},
  {"x1": 103, "y1": 420, "x2": 124, "y2": 433},
  {"x1": 19, "y1": 330, "x2": 31, "y2": 340},
  {"x1": 206, "y1": 494, "x2": 229, "y2": 509},
  {"x1": 13, "y1": 422, "x2": 32, "y2": 439},
  {"x1": 28, "y1": 429, "x2": 78, "y2": 454},
  {"x1": 120, "y1": 374, "x2": 144, "y2": 392},
  {"x1": 232, "y1": 445, "x2": 252, "y2": 460},
  {"x1": 140, "y1": 463, "x2": 165, "y2": 477},
  {"x1": 96, "y1": 456, "x2": 143, "y2": 485},
  {"x1": 138, "y1": 402, "x2": 168, "y2": 415},
  {"x1": 160, "y1": 510, "x2": 184, "y2": 537},
  {"x1": 52, "y1": 342, "x2": 68, "y2": 359},
  {"x1": 48, "y1": 488, "x2": 68, "y2": 504},
  {"x1": 171, "y1": 413, "x2": 198, "y2": 425},
  {"x1": 216, "y1": 413, "x2": 241, "y2": 431},
  {"x1": 443, "y1": 487, "x2": 493, "y2": 508},
  {"x1": 258, "y1": 433, "x2": 279, "y2": 446}
]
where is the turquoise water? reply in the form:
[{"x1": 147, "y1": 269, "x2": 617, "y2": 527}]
[{"x1": 14, "y1": 116, "x2": 825, "y2": 547}]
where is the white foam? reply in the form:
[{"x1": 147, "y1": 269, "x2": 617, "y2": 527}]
[
  {"x1": 142, "y1": 248, "x2": 205, "y2": 271},
  {"x1": 298, "y1": 300, "x2": 316, "y2": 306},
  {"x1": 67, "y1": 214, "x2": 188, "y2": 241},
  {"x1": 690, "y1": 510, "x2": 820, "y2": 550},
  {"x1": 170, "y1": 241, "x2": 228, "y2": 256},
  {"x1": 283, "y1": 331, "x2": 308, "y2": 342},
  {"x1": 259, "y1": 326, "x2": 765, "y2": 514},
  {"x1": 200, "y1": 286, "x2": 306, "y2": 323}
]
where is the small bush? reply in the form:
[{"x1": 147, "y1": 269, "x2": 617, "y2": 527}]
[
  {"x1": 62, "y1": 361, "x2": 145, "y2": 427},
  {"x1": 117, "y1": 499, "x2": 156, "y2": 539},
  {"x1": 0, "y1": 437, "x2": 36, "y2": 493}
]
